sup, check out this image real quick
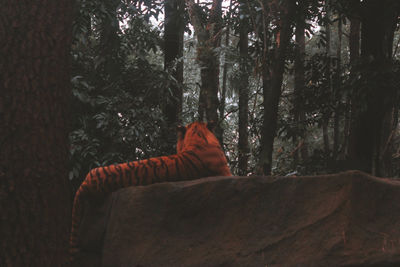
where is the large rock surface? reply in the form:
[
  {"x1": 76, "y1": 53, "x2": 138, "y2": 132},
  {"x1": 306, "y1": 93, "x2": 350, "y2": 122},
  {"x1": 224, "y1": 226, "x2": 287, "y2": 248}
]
[{"x1": 73, "y1": 170, "x2": 400, "y2": 267}]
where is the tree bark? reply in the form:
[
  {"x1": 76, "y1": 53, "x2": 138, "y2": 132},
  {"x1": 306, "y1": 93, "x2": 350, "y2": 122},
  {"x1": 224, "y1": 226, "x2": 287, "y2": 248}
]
[
  {"x1": 333, "y1": 17, "x2": 342, "y2": 160},
  {"x1": 0, "y1": 1, "x2": 74, "y2": 266},
  {"x1": 100, "y1": 0, "x2": 121, "y2": 79},
  {"x1": 220, "y1": 29, "x2": 229, "y2": 124},
  {"x1": 164, "y1": 0, "x2": 184, "y2": 151},
  {"x1": 238, "y1": 0, "x2": 250, "y2": 176},
  {"x1": 257, "y1": 0, "x2": 295, "y2": 175},
  {"x1": 344, "y1": 0, "x2": 361, "y2": 158},
  {"x1": 186, "y1": 0, "x2": 223, "y2": 141},
  {"x1": 219, "y1": 0, "x2": 233, "y2": 129},
  {"x1": 349, "y1": 0, "x2": 361, "y2": 64},
  {"x1": 348, "y1": 0, "x2": 399, "y2": 175},
  {"x1": 293, "y1": 1, "x2": 308, "y2": 162},
  {"x1": 322, "y1": 0, "x2": 331, "y2": 156}
]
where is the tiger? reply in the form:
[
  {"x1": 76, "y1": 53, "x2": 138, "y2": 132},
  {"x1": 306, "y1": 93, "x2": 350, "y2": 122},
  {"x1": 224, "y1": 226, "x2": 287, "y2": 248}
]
[{"x1": 69, "y1": 121, "x2": 231, "y2": 261}]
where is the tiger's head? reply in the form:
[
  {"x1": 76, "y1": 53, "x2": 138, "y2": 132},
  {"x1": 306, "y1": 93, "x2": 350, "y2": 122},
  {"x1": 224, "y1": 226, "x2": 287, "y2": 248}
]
[{"x1": 176, "y1": 121, "x2": 220, "y2": 153}]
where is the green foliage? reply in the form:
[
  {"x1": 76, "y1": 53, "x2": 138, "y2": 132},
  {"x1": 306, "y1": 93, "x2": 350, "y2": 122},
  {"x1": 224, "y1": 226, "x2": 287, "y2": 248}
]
[
  {"x1": 69, "y1": 0, "x2": 174, "y2": 190},
  {"x1": 68, "y1": 0, "x2": 400, "y2": 182}
]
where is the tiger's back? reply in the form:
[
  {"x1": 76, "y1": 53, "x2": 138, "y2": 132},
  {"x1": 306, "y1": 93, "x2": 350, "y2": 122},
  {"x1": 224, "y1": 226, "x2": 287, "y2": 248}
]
[{"x1": 69, "y1": 121, "x2": 231, "y2": 261}]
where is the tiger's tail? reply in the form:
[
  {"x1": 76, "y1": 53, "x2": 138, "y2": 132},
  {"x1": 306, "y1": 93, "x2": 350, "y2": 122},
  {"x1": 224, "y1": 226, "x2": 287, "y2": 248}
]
[{"x1": 69, "y1": 153, "x2": 208, "y2": 261}]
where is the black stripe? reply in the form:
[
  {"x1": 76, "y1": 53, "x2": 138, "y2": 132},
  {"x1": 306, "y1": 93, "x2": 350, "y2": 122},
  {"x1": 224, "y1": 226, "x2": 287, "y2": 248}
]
[
  {"x1": 143, "y1": 163, "x2": 149, "y2": 185},
  {"x1": 102, "y1": 166, "x2": 112, "y2": 191},
  {"x1": 158, "y1": 157, "x2": 169, "y2": 178},
  {"x1": 101, "y1": 166, "x2": 110, "y2": 192},
  {"x1": 185, "y1": 151, "x2": 211, "y2": 173},
  {"x1": 134, "y1": 161, "x2": 141, "y2": 185},
  {"x1": 126, "y1": 162, "x2": 135, "y2": 185},
  {"x1": 175, "y1": 156, "x2": 181, "y2": 178},
  {"x1": 202, "y1": 132, "x2": 209, "y2": 144},
  {"x1": 128, "y1": 165, "x2": 134, "y2": 186},
  {"x1": 110, "y1": 164, "x2": 118, "y2": 191},
  {"x1": 91, "y1": 168, "x2": 100, "y2": 190},
  {"x1": 98, "y1": 167, "x2": 108, "y2": 193},
  {"x1": 148, "y1": 159, "x2": 160, "y2": 182},
  {"x1": 88, "y1": 169, "x2": 95, "y2": 192},
  {"x1": 105, "y1": 166, "x2": 116, "y2": 192},
  {"x1": 158, "y1": 157, "x2": 165, "y2": 168},
  {"x1": 124, "y1": 167, "x2": 130, "y2": 185},
  {"x1": 194, "y1": 144, "x2": 205, "y2": 150},
  {"x1": 196, "y1": 131, "x2": 208, "y2": 144},
  {"x1": 127, "y1": 161, "x2": 135, "y2": 170},
  {"x1": 181, "y1": 153, "x2": 201, "y2": 174},
  {"x1": 114, "y1": 164, "x2": 124, "y2": 187}
]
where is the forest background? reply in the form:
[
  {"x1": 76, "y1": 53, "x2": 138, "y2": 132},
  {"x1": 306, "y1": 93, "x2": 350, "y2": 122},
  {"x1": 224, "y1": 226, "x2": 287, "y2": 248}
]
[
  {"x1": 69, "y1": 0, "x2": 400, "y2": 186},
  {"x1": 1, "y1": 0, "x2": 399, "y2": 265}
]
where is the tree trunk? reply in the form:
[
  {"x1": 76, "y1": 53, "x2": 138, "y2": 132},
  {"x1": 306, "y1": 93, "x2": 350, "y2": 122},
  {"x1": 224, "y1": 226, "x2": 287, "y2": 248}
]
[
  {"x1": 200, "y1": 52, "x2": 220, "y2": 123},
  {"x1": 323, "y1": 0, "x2": 331, "y2": 156},
  {"x1": 219, "y1": 0, "x2": 233, "y2": 129},
  {"x1": 164, "y1": 0, "x2": 184, "y2": 151},
  {"x1": 238, "y1": 0, "x2": 250, "y2": 176},
  {"x1": 344, "y1": 0, "x2": 361, "y2": 158},
  {"x1": 220, "y1": 29, "x2": 229, "y2": 124},
  {"x1": 218, "y1": 18, "x2": 230, "y2": 147},
  {"x1": 186, "y1": 0, "x2": 223, "y2": 141},
  {"x1": 348, "y1": 0, "x2": 399, "y2": 175},
  {"x1": 100, "y1": 0, "x2": 121, "y2": 79},
  {"x1": 349, "y1": 0, "x2": 361, "y2": 64},
  {"x1": 293, "y1": 1, "x2": 308, "y2": 162},
  {"x1": 0, "y1": 1, "x2": 74, "y2": 266},
  {"x1": 257, "y1": 0, "x2": 295, "y2": 175},
  {"x1": 333, "y1": 17, "x2": 342, "y2": 160}
]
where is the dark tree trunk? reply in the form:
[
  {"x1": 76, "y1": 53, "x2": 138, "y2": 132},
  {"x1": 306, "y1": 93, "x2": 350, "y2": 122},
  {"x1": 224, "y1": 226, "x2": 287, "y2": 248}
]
[
  {"x1": 0, "y1": 1, "x2": 74, "y2": 266},
  {"x1": 164, "y1": 0, "x2": 184, "y2": 151},
  {"x1": 220, "y1": 29, "x2": 229, "y2": 123},
  {"x1": 200, "y1": 52, "x2": 220, "y2": 123},
  {"x1": 349, "y1": 0, "x2": 361, "y2": 64},
  {"x1": 100, "y1": 0, "x2": 121, "y2": 79},
  {"x1": 344, "y1": 0, "x2": 361, "y2": 158},
  {"x1": 380, "y1": 107, "x2": 398, "y2": 177},
  {"x1": 219, "y1": 0, "x2": 233, "y2": 132},
  {"x1": 186, "y1": 0, "x2": 223, "y2": 141},
  {"x1": 218, "y1": 17, "x2": 231, "y2": 147},
  {"x1": 257, "y1": 0, "x2": 295, "y2": 175},
  {"x1": 203, "y1": 0, "x2": 222, "y2": 126},
  {"x1": 293, "y1": 1, "x2": 308, "y2": 162},
  {"x1": 322, "y1": 0, "x2": 331, "y2": 156},
  {"x1": 348, "y1": 0, "x2": 399, "y2": 175},
  {"x1": 238, "y1": 0, "x2": 250, "y2": 176},
  {"x1": 333, "y1": 17, "x2": 342, "y2": 160}
]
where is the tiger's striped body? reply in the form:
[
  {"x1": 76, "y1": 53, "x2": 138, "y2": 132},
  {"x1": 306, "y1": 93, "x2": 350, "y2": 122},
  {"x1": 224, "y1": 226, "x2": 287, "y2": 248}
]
[{"x1": 70, "y1": 122, "x2": 231, "y2": 260}]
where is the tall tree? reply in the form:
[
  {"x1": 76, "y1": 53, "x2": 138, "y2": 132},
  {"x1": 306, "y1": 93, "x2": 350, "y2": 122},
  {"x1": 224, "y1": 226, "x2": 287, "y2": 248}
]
[
  {"x1": 348, "y1": 0, "x2": 361, "y2": 65},
  {"x1": 343, "y1": 0, "x2": 361, "y2": 157},
  {"x1": 164, "y1": 0, "x2": 184, "y2": 150},
  {"x1": 238, "y1": 0, "x2": 250, "y2": 176},
  {"x1": 220, "y1": 0, "x2": 233, "y2": 130},
  {"x1": 348, "y1": 0, "x2": 400, "y2": 175},
  {"x1": 322, "y1": 0, "x2": 332, "y2": 155},
  {"x1": 293, "y1": 0, "x2": 308, "y2": 161},
  {"x1": 332, "y1": 13, "x2": 343, "y2": 160},
  {"x1": 257, "y1": 0, "x2": 296, "y2": 175},
  {"x1": 186, "y1": 0, "x2": 223, "y2": 139},
  {"x1": 100, "y1": 0, "x2": 121, "y2": 78},
  {"x1": 0, "y1": 1, "x2": 74, "y2": 266}
]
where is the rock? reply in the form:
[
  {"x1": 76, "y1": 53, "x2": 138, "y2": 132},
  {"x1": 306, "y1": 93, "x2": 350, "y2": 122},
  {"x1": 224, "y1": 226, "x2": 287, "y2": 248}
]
[{"x1": 73, "y1": 170, "x2": 400, "y2": 267}]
